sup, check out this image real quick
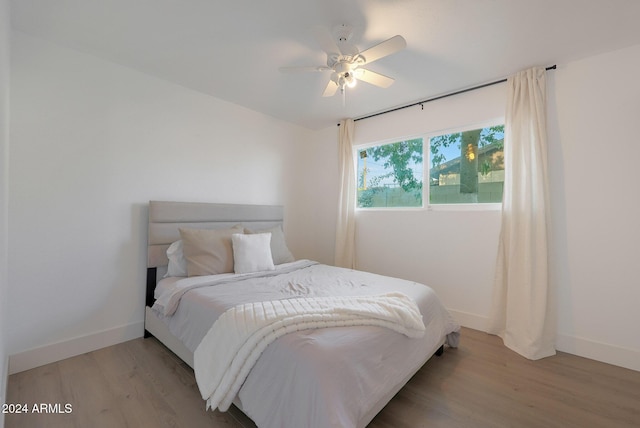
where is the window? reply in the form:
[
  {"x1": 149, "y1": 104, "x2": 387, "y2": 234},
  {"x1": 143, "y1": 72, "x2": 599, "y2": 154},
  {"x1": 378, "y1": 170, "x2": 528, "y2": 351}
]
[
  {"x1": 357, "y1": 138, "x2": 423, "y2": 208},
  {"x1": 429, "y1": 125, "x2": 505, "y2": 204},
  {"x1": 356, "y1": 124, "x2": 504, "y2": 209}
]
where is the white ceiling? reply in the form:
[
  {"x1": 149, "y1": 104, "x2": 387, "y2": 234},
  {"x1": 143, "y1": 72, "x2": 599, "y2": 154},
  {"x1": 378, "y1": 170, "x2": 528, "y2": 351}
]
[{"x1": 11, "y1": 0, "x2": 640, "y2": 130}]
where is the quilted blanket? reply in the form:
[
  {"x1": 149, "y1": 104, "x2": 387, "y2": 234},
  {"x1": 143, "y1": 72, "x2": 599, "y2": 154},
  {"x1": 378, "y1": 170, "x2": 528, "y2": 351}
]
[{"x1": 194, "y1": 292, "x2": 426, "y2": 411}]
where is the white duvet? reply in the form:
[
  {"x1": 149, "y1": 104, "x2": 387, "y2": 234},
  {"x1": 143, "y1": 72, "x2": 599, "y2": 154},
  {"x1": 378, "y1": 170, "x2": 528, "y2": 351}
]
[
  {"x1": 195, "y1": 293, "x2": 426, "y2": 411},
  {"x1": 153, "y1": 260, "x2": 460, "y2": 428}
]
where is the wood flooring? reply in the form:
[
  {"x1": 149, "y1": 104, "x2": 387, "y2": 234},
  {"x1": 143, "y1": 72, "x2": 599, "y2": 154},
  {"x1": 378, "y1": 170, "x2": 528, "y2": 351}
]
[{"x1": 6, "y1": 327, "x2": 640, "y2": 428}]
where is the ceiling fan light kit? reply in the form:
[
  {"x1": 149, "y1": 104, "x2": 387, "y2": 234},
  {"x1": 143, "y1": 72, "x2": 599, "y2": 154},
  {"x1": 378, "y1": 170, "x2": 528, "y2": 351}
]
[{"x1": 280, "y1": 24, "x2": 406, "y2": 98}]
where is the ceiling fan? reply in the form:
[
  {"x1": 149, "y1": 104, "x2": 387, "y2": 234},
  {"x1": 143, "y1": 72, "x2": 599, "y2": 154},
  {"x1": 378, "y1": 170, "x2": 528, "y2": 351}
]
[{"x1": 279, "y1": 25, "x2": 407, "y2": 97}]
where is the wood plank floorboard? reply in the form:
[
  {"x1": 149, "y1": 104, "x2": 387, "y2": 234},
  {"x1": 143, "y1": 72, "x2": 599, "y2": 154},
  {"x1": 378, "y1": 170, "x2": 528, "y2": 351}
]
[{"x1": 6, "y1": 327, "x2": 640, "y2": 427}]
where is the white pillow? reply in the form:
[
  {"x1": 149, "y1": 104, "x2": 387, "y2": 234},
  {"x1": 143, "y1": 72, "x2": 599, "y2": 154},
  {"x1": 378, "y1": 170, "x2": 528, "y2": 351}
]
[
  {"x1": 232, "y1": 233, "x2": 275, "y2": 274},
  {"x1": 165, "y1": 240, "x2": 187, "y2": 277}
]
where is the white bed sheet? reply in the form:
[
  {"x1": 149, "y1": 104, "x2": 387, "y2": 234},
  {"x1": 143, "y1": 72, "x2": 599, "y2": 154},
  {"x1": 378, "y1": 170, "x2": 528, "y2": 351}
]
[
  {"x1": 155, "y1": 276, "x2": 181, "y2": 300},
  {"x1": 151, "y1": 260, "x2": 459, "y2": 428}
]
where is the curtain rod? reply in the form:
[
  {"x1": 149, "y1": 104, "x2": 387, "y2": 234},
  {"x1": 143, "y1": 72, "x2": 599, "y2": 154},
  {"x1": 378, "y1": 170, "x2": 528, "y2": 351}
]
[{"x1": 338, "y1": 65, "x2": 556, "y2": 126}]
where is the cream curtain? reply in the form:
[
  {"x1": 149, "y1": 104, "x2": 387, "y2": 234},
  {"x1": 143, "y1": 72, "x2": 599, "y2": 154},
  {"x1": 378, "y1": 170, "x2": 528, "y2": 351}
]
[
  {"x1": 488, "y1": 67, "x2": 555, "y2": 360},
  {"x1": 334, "y1": 119, "x2": 356, "y2": 268}
]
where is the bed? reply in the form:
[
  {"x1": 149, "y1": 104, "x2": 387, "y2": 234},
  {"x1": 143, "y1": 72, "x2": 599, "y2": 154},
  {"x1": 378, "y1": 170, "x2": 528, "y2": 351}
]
[{"x1": 144, "y1": 200, "x2": 460, "y2": 428}]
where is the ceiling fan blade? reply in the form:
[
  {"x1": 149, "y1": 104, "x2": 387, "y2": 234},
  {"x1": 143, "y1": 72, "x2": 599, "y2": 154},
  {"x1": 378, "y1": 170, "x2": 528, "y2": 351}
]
[
  {"x1": 358, "y1": 35, "x2": 406, "y2": 64},
  {"x1": 312, "y1": 26, "x2": 342, "y2": 56},
  {"x1": 356, "y1": 69, "x2": 395, "y2": 88},
  {"x1": 322, "y1": 79, "x2": 339, "y2": 97},
  {"x1": 279, "y1": 66, "x2": 331, "y2": 73}
]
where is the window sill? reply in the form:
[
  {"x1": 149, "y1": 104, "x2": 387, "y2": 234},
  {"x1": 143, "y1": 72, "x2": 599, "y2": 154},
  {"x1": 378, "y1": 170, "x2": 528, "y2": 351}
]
[
  {"x1": 355, "y1": 203, "x2": 502, "y2": 212},
  {"x1": 427, "y1": 203, "x2": 502, "y2": 211}
]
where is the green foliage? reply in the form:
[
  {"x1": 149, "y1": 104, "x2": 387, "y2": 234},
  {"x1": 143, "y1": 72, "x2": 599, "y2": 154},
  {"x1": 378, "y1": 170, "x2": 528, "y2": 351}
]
[
  {"x1": 357, "y1": 138, "x2": 423, "y2": 207},
  {"x1": 430, "y1": 133, "x2": 459, "y2": 168},
  {"x1": 430, "y1": 125, "x2": 504, "y2": 169},
  {"x1": 357, "y1": 170, "x2": 391, "y2": 207},
  {"x1": 366, "y1": 139, "x2": 423, "y2": 193},
  {"x1": 481, "y1": 125, "x2": 505, "y2": 148},
  {"x1": 480, "y1": 160, "x2": 492, "y2": 176}
]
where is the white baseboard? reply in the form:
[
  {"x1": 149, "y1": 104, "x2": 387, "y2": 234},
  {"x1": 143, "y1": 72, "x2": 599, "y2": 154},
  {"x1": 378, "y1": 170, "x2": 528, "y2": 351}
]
[
  {"x1": 8, "y1": 321, "x2": 144, "y2": 375},
  {"x1": 1, "y1": 354, "x2": 7, "y2": 428},
  {"x1": 556, "y1": 333, "x2": 640, "y2": 372},
  {"x1": 447, "y1": 309, "x2": 639, "y2": 372},
  {"x1": 447, "y1": 309, "x2": 490, "y2": 332}
]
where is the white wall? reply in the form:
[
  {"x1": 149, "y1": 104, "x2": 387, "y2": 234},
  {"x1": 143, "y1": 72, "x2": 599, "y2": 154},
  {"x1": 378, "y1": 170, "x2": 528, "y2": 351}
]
[
  {"x1": 352, "y1": 85, "x2": 506, "y2": 330},
  {"x1": 7, "y1": 31, "x2": 313, "y2": 372},
  {"x1": 551, "y1": 44, "x2": 640, "y2": 371},
  {"x1": 0, "y1": 0, "x2": 10, "y2": 424},
  {"x1": 307, "y1": 45, "x2": 640, "y2": 371},
  {"x1": 305, "y1": 84, "x2": 506, "y2": 328},
  {"x1": 286, "y1": 124, "x2": 340, "y2": 265}
]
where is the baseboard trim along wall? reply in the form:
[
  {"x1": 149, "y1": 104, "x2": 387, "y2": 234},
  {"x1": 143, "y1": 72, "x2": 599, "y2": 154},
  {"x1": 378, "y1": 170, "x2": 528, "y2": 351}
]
[
  {"x1": 448, "y1": 308, "x2": 640, "y2": 372},
  {"x1": 8, "y1": 321, "x2": 144, "y2": 374},
  {"x1": 447, "y1": 309, "x2": 489, "y2": 333},
  {"x1": 1, "y1": 355, "x2": 8, "y2": 428},
  {"x1": 556, "y1": 333, "x2": 640, "y2": 373}
]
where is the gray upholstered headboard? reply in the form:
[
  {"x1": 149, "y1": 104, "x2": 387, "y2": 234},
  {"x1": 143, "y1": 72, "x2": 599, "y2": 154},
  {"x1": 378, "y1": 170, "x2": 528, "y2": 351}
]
[
  {"x1": 145, "y1": 201, "x2": 285, "y2": 306},
  {"x1": 147, "y1": 200, "x2": 285, "y2": 268}
]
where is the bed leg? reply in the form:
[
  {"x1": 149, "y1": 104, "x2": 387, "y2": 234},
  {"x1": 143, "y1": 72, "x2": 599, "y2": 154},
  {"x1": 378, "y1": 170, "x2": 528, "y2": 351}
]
[{"x1": 435, "y1": 345, "x2": 444, "y2": 357}]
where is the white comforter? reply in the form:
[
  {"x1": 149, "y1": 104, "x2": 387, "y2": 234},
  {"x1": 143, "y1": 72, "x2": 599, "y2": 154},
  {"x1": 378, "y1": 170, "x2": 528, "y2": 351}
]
[
  {"x1": 195, "y1": 293, "x2": 426, "y2": 412},
  {"x1": 152, "y1": 260, "x2": 460, "y2": 428}
]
